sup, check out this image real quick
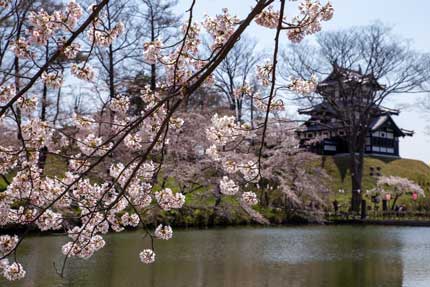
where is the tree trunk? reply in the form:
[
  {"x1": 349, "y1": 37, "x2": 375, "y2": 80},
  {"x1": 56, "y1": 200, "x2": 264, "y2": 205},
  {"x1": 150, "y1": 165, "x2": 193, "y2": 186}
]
[
  {"x1": 238, "y1": 99, "x2": 243, "y2": 123},
  {"x1": 348, "y1": 127, "x2": 366, "y2": 212},
  {"x1": 209, "y1": 185, "x2": 222, "y2": 226},
  {"x1": 351, "y1": 178, "x2": 362, "y2": 212},
  {"x1": 14, "y1": 55, "x2": 22, "y2": 140},
  {"x1": 150, "y1": 64, "x2": 156, "y2": 91},
  {"x1": 250, "y1": 94, "x2": 254, "y2": 129},
  {"x1": 108, "y1": 43, "x2": 116, "y2": 130},
  {"x1": 349, "y1": 150, "x2": 364, "y2": 212},
  {"x1": 38, "y1": 42, "x2": 50, "y2": 171},
  {"x1": 38, "y1": 83, "x2": 49, "y2": 171},
  {"x1": 37, "y1": 146, "x2": 48, "y2": 171},
  {"x1": 360, "y1": 199, "x2": 367, "y2": 219},
  {"x1": 391, "y1": 194, "x2": 400, "y2": 210},
  {"x1": 150, "y1": 12, "x2": 156, "y2": 91},
  {"x1": 14, "y1": 9, "x2": 26, "y2": 141},
  {"x1": 53, "y1": 87, "x2": 61, "y2": 125},
  {"x1": 106, "y1": 4, "x2": 116, "y2": 129},
  {"x1": 40, "y1": 84, "x2": 48, "y2": 121}
]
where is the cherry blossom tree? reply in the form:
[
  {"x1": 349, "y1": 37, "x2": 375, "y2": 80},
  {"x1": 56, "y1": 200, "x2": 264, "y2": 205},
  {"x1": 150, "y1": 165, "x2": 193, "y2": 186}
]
[
  {"x1": 162, "y1": 110, "x2": 330, "y2": 224},
  {"x1": 374, "y1": 176, "x2": 425, "y2": 210},
  {"x1": 0, "y1": 0, "x2": 334, "y2": 281}
]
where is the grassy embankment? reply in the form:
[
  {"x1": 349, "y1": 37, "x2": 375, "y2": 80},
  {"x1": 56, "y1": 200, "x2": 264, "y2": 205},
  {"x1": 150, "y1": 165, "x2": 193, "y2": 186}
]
[
  {"x1": 320, "y1": 155, "x2": 430, "y2": 212},
  {"x1": 1, "y1": 155, "x2": 429, "y2": 225},
  {"x1": 0, "y1": 156, "x2": 257, "y2": 227}
]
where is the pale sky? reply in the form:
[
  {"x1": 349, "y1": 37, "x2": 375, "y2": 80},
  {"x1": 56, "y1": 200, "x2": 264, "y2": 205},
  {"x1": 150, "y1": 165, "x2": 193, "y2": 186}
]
[{"x1": 175, "y1": 0, "x2": 430, "y2": 164}]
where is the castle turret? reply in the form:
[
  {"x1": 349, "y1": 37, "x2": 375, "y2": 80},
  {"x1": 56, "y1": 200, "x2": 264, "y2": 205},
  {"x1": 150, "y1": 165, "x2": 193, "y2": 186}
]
[{"x1": 296, "y1": 65, "x2": 413, "y2": 157}]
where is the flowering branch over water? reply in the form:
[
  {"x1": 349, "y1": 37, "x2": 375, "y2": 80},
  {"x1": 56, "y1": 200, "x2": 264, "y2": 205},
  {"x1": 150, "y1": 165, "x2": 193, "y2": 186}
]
[{"x1": 0, "y1": 0, "x2": 333, "y2": 281}]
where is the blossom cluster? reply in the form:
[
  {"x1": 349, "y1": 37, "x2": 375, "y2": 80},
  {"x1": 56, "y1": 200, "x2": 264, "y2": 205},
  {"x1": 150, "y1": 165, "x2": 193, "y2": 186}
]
[
  {"x1": 11, "y1": 39, "x2": 32, "y2": 58},
  {"x1": 0, "y1": 261, "x2": 26, "y2": 281},
  {"x1": 154, "y1": 224, "x2": 173, "y2": 240},
  {"x1": 0, "y1": 0, "x2": 336, "y2": 281},
  {"x1": 202, "y1": 9, "x2": 240, "y2": 48},
  {"x1": 139, "y1": 249, "x2": 156, "y2": 264},
  {"x1": 146, "y1": 23, "x2": 203, "y2": 85},
  {"x1": 41, "y1": 72, "x2": 64, "y2": 89},
  {"x1": 254, "y1": 93, "x2": 285, "y2": 112},
  {"x1": 155, "y1": 188, "x2": 186, "y2": 211},
  {"x1": 0, "y1": 235, "x2": 18, "y2": 255},
  {"x1": 255, "y1": 6, "x2": 281, "y2": 29},
  {"x1": 27, "y1": 1, "x2": 83, "y2": 45},
  {"x1": 206, "y1": 114, "x2": 250, "y2": 146},
  {"x1": 241, "y1": 191, "x2": 259, "y2": 206},
  {"x1": 256, "y1": 62, "x2": 273, "y2": 86},
  {"x1": 110, "y1": 96, "x2": 130, "y2": 114},
  {"x1": 9, "y1": 0, "x2": 124, "y2": 91},
  {"x1": 63, "y1": 42, "x2": 81, "y2": 59},
  {"x1": 143, "y1": 40, "x2": 162, "y2": 65},
  {"x1": 289, "y1": 75, "x2": 319, "y2": 95},
  {"x1": 233, "y1": 84, "x2": 253, "y2": 99},
  {"x1": 377, "y1": 176, "x2": 425, "y2": 197},
  {"x1": 182, "y1": 22, "x2": 201, "y2": 55},
  {"x1": 205, "y1": 114, "x2": 259, "y2": 209},
  {"x1": 106, "y1": 87, "x2": 185, "y2": 151},
  {"x1": 62, "y1": 227, "x2": 106, "y2": 259},
  {"x1": 0, "y1": 146, "x2": 17, "y2": 174},
  {"x1": 87, "y1": 22, "x2": 124, "y2": 46},
  {"x1": 0, "y1": 235, "x2": 26, "y2": 281},
  {"x1": 0, "y1": 84, "x2": 15, "y2": 103},
  {"x1": 254, "y1": 1, "x2": 334, "y2": 44},
  {"x1": 71, "y1": 64, "x2": 96, "y2": 81},
  {"x1": 219, "y1": 176, "x2": 239, "y2": 195},
  {"x1": 0, "y1": 103, "x2": 180, "y2": 275},
  {"x1": 77, "y1": 134, "x2": 112, "y2": 156},
  {"x1": 16, "y1": 96, "x2": 38, "y2": 115},
  {"x1": 288, "y1": 0, "x2": 334, "y2": 43},
  {"x1": 239, "y1": 161, "x2": 259, "y2": 182}
]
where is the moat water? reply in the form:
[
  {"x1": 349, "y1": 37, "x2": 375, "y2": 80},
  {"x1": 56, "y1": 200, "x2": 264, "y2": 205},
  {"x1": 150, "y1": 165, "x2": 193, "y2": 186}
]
[{"x1": 2, "y1": 225, "x2": 430, "y2": 287}]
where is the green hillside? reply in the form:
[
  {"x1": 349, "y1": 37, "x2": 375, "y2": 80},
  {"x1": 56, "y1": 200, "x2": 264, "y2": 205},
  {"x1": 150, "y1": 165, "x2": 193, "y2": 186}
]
[
  {"x1": 2, "y1": 154, "x2": 430, "y2": 217},
  {"x1": 3, "y1": 155, "x2": 430, "y2": 196},
  {"x1": 320, "y1": 155, "x2": 430, "y2": 209},
  {"x1": 0, "y1": 177, "x2": 8, "y2": 191}
]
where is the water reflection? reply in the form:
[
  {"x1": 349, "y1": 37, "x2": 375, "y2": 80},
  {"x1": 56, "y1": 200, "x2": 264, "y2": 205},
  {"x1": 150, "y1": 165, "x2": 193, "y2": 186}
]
[{"x1": 2, "y1": 226, "x2": 430, "y2": 287}]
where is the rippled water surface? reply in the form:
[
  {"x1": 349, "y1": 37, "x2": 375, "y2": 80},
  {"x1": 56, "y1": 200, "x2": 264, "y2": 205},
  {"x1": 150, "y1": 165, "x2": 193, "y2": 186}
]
[{"x1": 2, "y1": 225, "x2": 430, "y2": 287}]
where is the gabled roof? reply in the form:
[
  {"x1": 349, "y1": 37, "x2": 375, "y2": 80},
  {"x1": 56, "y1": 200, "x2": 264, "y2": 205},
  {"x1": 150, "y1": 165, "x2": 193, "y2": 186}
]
[
  {"x1": 379, "y1": 106, "x2": 400, "y2": 116},
  {"x1": 369, "y1": 114, "x2": 413, "y2": 137},
  {"x1": 298, "y1": 102, "x2": 399, "y2": 116},
  {"x1": 370, "y1": 115, "x2": 390, "y2": 131},
  {"x1": 296, "y1": 114, "x2": 413, "y2": 137},
  {"x1": 318, "y1": 64, "x2": 384, "y2": 91},
  {"x1": 298, "y1": 102, "x2": 335, "y2": 115}
]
